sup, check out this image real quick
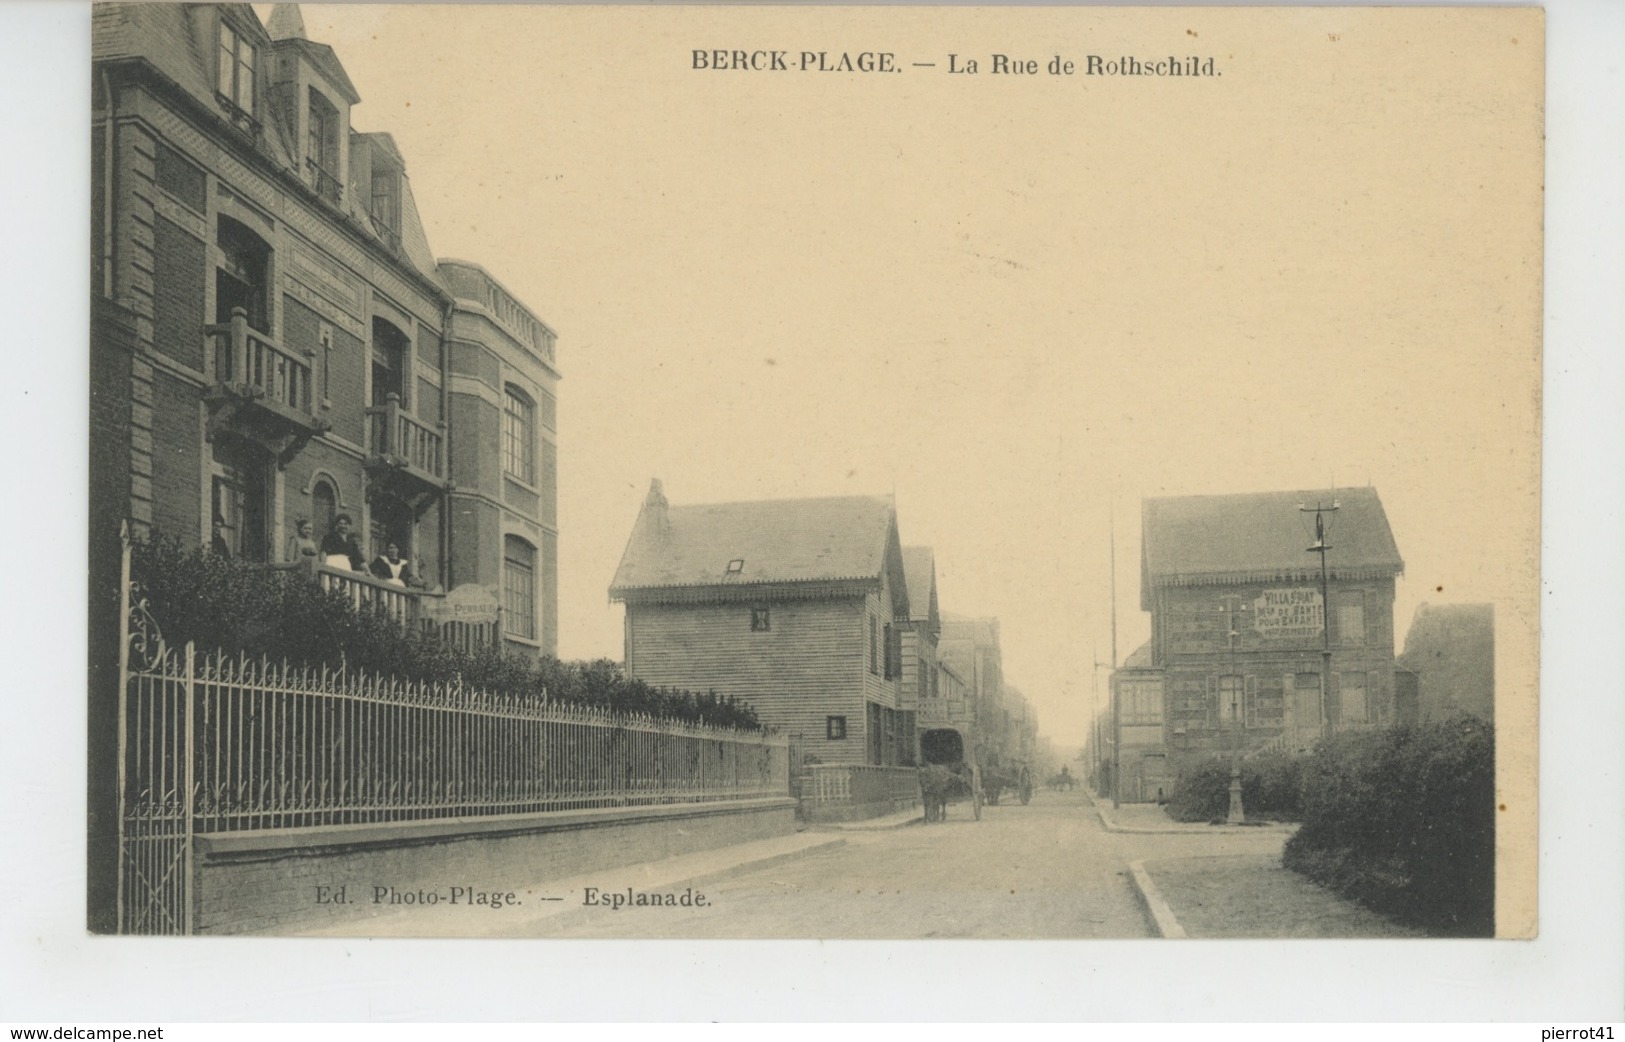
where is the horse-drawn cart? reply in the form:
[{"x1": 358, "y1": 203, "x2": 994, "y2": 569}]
[{"x1": 919, "y1": 727, "x2": 981, "y2": 822}]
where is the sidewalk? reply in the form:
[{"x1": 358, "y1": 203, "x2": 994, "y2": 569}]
[
  {"x1": 1088, "y1": 790, "x2": 1296, "y2": 835},
  {"x1": 812, "y1": 807, "x2": 922, "y2": 832},
  {"x1": 1131, "y1": 851, "x2": 1422, "y2": 938},
  {"x1": 294, "y1": 829, "x2": 845, "y2": 938},
  {"x1": 1092, "y1": 793, "x2": 1417, "y2": 937}
]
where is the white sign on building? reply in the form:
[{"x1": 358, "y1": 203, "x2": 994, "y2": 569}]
[{"x1": 1253, "y1": 588, "x2": 1324, "y2": 640}]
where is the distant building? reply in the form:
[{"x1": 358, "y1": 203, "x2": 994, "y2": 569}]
[
  {"x1": 609, "y1": 481, "x2": 912, "y2": 766},
  {"x1": 90, "y1": 2, "x2": 560, "y2": 655},
  {"x1": 1114, "y1": 487, "x2": 1405, "y2": 797},
  {"x1": 938, "y1": 614, "x2": 1009, "y2": 770},
  {"x1": 896, "y1": 546, "x2": 941, "y2": 762},
  {"x1": 1396, "y1": 603, "x2": 1495, "y2": 724}
]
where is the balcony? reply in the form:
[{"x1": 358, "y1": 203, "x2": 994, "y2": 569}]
[
  {"x1": 364, "y1": 393, "x2": 447, "y2": 510},
  {"x1": 204, "y1": 308, "x2": 328, "y2": 466},
  {"x1": 369, "y1": 212, "x2": 401, "y2": 253},
  {"x1": 314, "y1": 566, "x2": 497, "y2": 650},
  {"x1": 304, "y1": 157, "x2": 343, "y2": 205}
]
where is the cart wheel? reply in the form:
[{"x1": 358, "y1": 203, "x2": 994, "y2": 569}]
[
  {"x1": 972, "y1": 788, "x2": 983, "y2": 820},
  {"x1": 1019, "y1": 770, "x2": 1034, "y2": 805}
]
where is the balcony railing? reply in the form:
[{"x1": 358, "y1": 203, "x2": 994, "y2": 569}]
[
  {"x1": 208, "y1": 309, "x2": 313, "y2": 415},
  {"x1": 369, "y1": 212, "x2": 401, "y2": 252},
  {"x1": 313, "y1": 565, "x2": 498, "y2": 650},
  {"x1": 366, "y1": 393, "x2": 444, "y2": 479},
  {"x1": 304, "y1": 157, "x2": 343, "y2": 204},
  {"x1": 317, "y1": 564, "x2": 419, "y2": 626}
]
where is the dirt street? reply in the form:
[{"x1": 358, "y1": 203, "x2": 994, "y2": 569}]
[{"x1": 539, "y1": 789, "x2": 1288, "y2": 939}]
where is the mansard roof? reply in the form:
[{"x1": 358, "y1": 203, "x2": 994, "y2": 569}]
[
  {"x1": 1141, "y1": 487, "x2": 1404, "y2": 605},
  {"x1": 94, "y1": 3, "x2": 442, "y2": 288}
]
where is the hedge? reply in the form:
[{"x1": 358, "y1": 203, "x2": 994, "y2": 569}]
[
  {"x1": 1282, "y1": 716, "x2": 1494, "y2": 936},
  {"x1": 127, "y1": 533, "x2": 763, "y2": 731},
  {"x1": 1164, "y1": 752, "x2": 1304, "y2": 823}
]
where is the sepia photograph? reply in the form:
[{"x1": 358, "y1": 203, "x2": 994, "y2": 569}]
[{"x1": 83, "y1": 1, "x2": 1545, "y2": 950}]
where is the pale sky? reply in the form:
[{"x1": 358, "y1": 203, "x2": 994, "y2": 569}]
[{"x1": 284, "y1": 5, "x2": 1543, "y2": 750}]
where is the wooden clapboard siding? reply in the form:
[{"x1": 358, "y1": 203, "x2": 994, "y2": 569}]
[
  {"x1": 624, "y1": 595, "x2": 876, "y2": 765},
  {"x1": 899, "y1": 627, "x2": 936, "y2": 708}
]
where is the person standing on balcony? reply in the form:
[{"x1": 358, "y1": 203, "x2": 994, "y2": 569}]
[
  {"x1": 284, "y1": 517, "x2": 320, "y2": 576},
  {"x1": 370, "y1": 542, "x2": 415, "y2": 588},
  {"x1": 321, "y1": 513, "x2": 365, "y2": 572}
]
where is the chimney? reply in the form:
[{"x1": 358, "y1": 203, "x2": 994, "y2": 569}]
[{"x1": 643, "y1": 478, "x2": 672, "y2": 543}]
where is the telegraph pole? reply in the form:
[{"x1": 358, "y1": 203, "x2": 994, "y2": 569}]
[
  {"x1": 1109, "y1": 502, "x2": 1121, "y2": 809},
  {"x1": 1220, "y1": 594, "x2": 1250, "y2": 824},
  {"x1": 1300, "y1": 499, "x2": 1339, "y2": 741}
]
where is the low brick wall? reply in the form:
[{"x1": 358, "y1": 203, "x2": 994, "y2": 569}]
[{"x1": 191, "y1": 797, "x2": 797, "y2": 935}]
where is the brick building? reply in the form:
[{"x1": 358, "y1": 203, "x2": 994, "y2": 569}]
[
  {"x1": 1395, "y1": 603, "x2": 1495, "y2": 725},
  {"x1": 90, "y1": 3, "x2": 559, "y2": 654},
  {"x1": 1111, "y1": 488, "x2": 1405, "y2": 798}
]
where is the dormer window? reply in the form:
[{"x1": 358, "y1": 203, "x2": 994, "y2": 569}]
[
  {"x1": 370, "y1": 161, "x2": 401, "y2": 250},
  {"x1": 216, "y1": 20, "x2": 257, "y2": 119},
  {"x1": 305, "y1": 90, "x2": 341, "y2": 203},
  {"x1": 726, "y1": 559, "x2": 745, "y2": 575}
]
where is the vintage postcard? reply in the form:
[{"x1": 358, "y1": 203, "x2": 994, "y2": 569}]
[{"x1": 86, "y1": 3, "x2": 1542, "y2": 943}]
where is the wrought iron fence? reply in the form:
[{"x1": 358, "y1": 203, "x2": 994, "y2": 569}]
[
  {"x1": 128, "y1": 643, "x2": 787, "y2": 833},
  {"x1": 117, "y1": 536, "x2": 787, "y2": 932}
]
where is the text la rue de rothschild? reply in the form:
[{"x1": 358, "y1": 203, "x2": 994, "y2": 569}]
[{"x1": 692, "y1": 50, "x2": 1221, "y2": 77}]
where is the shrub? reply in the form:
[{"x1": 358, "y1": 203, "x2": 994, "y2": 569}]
[
  {"x1": 128, "y1": 533, "x2": 763, "y2": 731},
  {"x1": 1164, "y1": 752, "x2": 1304, "y2": 823},
  {"x1": 1283, "y1": 716, "x2": 1494, "y2": 936}
]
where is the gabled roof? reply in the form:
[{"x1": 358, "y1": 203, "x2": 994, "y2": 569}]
[
  {"x1": 901, "y1": 546, "x2": 939, "y2": 628},
  {"x1": 610, "y1": 482, "x2": 908, "y2": 610},
  {"x1": 272, "y1": 38, "x2": 362, "y2": 104},
  {"x1": 1141, "y1": 487, "x2": 1403, "y2": 604}
]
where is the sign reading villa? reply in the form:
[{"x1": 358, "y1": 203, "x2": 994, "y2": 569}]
[
  {"x1": 1252, "y1": 588, "x2": 1324, "y2": 640},
  {"x1": 423, "y1": 584, "x2": 503, "y2": 625}
]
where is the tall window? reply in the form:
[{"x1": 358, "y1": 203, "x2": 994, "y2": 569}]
[
  {"x1": 371, "y1": 318, "x2": 409, "y2": 407},
  {"x1": 306, "y1": 90, "x2": 339, "y2": 201},
  {"x1": 311, "y1": 479, "x2": 337, "y2": 542},
  {"x1": 867, "y1": 614, "x2": 878, "y2": 675},
  {"x1": 1217, "y1": 674, "x2": 1244, "y2": 725},
  {"x1": 216, "y1": 21, "x2": 256, "y2": 116},
  {"x1": 216, "y1": 217, "x2": 270, "y2": 334},
  {"x1": 211, "y1": 437, "x2": 268, "y2": 562},
  {"x1": 503, "y1": 387, "x2": 535, "y2": 484},
  {"x1": 503, "y1": 535, "x2": 537, "y2": 640},
  {"x1": 370, "y1": 162, "x2": 401, "y2": 247},
  {"x1": 1339, "y1": 673, "x2": 1369, "y2": 727},
  {"x1": 1293, "y1": 672, "x2": 1322, "y2": 732},
  {"x1": 1336, "y1": 590, "x2": 1367, "y2": 646},
  {"x1": 1120, "y1": 679, "x2": 1163, "y2": 726}
]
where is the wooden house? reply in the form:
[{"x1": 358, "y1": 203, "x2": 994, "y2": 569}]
[{"x1": 609, "y1": 481, "x2": 913, "y2": 767}]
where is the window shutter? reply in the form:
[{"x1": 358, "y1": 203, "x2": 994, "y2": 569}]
[
  {"x1": 1283, "y1": 674, "x2": 1295, "y2": 729},
  {"x1": 1244, "y1": 675, "x2": 1258, "y2": 728},
  {"x1": 1207, "y1": 674, "x2": 1219, "y2": 727}
]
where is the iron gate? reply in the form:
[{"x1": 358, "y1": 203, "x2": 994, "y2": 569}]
[{"x1": 117, "y1": 525, "x2": 194, "y2": 934}]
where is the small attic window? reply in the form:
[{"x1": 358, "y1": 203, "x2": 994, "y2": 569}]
[{"x1": 726, "y1": 559, "x2": 745, "y2": 574}]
